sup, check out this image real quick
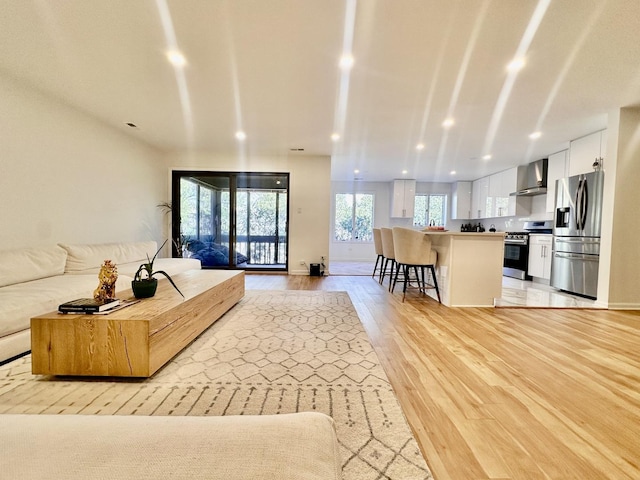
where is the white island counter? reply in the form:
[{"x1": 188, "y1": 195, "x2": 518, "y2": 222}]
[{"x1": 423, "y1": 231, "x2": 506, "y2": 307}]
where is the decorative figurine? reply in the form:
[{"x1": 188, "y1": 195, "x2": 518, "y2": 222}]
[{"x1": 94, "y1": 260, "x2": 118, "y2": 302}]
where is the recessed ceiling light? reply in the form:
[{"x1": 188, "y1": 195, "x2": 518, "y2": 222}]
[
  {"x1": 450, "y1": 170, "x2": 457, "y2": 175},
  {"x1": 339, "y1": 54, "x2": 354, "y2": 69},
  {"x1": 167, "y1": 50, "x2": 187, "y2": 67},
  {"x1": 482, "y1": 154, "x2": 492, "y2": 160},
  {"x1": 331, "y1": 133, "x2": 340, "y2": 141},
  {"x1": 416, "y1": 143, "x2": 425, "y2": 150},
  {"x1": 507, "y1": 57, "x2": 526, "y2": 72},
  {"x1": 402, "y1": 169, "x2": 408, "y2": 175},
  {"x1": 529, "y1": 131, "x2": 542, "y2": 140},
  {"x1": 442, "y1": 118, "x2": 455, "y2": 128},
  {"x1": 235, "y1": 131, "x2": 246, "y2": 141}
]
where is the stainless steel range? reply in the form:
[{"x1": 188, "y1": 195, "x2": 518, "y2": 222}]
[
  {"x1": 503, "y1": 231, "x2": 530, "y2": 280},
  {"x1": 503, "y1": 221, "x2": 553, "y2": 280}
]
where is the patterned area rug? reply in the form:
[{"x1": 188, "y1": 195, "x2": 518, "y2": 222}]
[{"x1": 0, "y1": 290, "x2": 432, "y2": 479}]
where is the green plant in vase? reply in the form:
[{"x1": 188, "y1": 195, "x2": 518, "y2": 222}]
[{"x1": 132, "y1": 240, "x2": 184, "y2": 299}]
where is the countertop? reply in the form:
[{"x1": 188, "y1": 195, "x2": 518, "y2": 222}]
[{"x1": 421, "y1": 230, "x2": 506, "y2": 237}]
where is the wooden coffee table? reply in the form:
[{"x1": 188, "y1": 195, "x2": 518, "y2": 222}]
[{"x1": 30, "y1": 269, "x2": 245, "y2": 377}]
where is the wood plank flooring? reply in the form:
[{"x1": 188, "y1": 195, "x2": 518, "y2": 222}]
[{"x1": 245, "y1": 273, "x2": 640, "y2": 480}]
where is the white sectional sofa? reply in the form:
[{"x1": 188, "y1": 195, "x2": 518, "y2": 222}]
[
  {"x1": 0, "y1": 412, "x2": 342, "y2": 480},
  {"x1": 0, "y1": 241, "x2": 201, "y2": 363}
]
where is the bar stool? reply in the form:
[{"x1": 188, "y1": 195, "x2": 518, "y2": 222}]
[
  {"x1": 379, "y1": 228, "x2": 396, "y2": 290},
  {"x1": 391, "y1": 227, "x2": 441, "y2": 303},
  {"x1": 372, "y1": 228, "x2": 385, "y2": 282}
]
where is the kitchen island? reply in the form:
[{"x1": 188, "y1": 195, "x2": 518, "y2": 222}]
[{"x1": 423, "y1": 231, "x2": 506, "y2": 307}]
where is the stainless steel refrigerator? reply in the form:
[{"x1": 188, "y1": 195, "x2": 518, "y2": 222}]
[{"x1": 550, "y1": 171, "x2": 604, "y2": 299}]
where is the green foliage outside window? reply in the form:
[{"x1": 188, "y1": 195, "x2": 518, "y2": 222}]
[
  {"x1": 334, "y1": 193, "x2": 374, "y2": 241},
  {"x1": 414, "y1": 194, "x2": 446, "y2": 227},
  {"x1": 180, "y1": 179, "x2": 198, "y2": 236}
]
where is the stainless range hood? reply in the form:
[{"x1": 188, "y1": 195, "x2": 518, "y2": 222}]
[{"x1": 510, "y1": 158, "x2": 548, "y2": 196}]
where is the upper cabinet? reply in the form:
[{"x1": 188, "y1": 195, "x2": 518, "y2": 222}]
[
  {"x1": 471, "y1": 176, "x2": 490, "y2": 219},
  {"x1": 545, "y1": 150, "x2": 568, "y2": 213},
  {"x1": 451, "y1": 181, "x2": 472, "y2": 220},
  {"x1": 471, "y1": 170, "x2": 530, "y2": 220},
  {"x1": 569, "y1": 130, "x2": 607, "y2": 176},
  {"x1": 488, "y1": 168, "x2": 519, "y2": 217},
  {"x1": 390, "y1": 179, "x2": 416, "y2": 218}
]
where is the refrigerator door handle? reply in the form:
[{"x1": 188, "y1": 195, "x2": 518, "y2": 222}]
[
  {"x1": 581, "y1": 178, "x2": 589, "y2": 230},
  {"x1": 575, "y1": 178, "x2": 587, "y2": 231},
  {"x1": 574, "y1": 179, "x2": 582, "y2": 230},
  {"x1": 554, "y1": 252, "x2": 599, "y2": 261},
  {"x1": 555, "y1": 238, "x2": 600, "y2": 244}
]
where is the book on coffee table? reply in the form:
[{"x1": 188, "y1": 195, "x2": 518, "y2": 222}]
[{"x1": 58, "y1": 298, "x2": 120, "y2": 314}]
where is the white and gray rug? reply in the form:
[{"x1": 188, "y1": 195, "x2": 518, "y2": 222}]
[{"x1": 0, "y1": 290, "x2": 432, "y2": 480}]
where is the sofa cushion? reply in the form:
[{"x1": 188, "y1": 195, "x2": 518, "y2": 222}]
[
  {"x1": 0, "y1": 274, "x2": 133, "y2": 338},
  {"x1": 0, "y1": 246, "x2": 67, "y2": 288},
  {"x1": 0, "y1": 412, "x2": 342, "y2": 480},
  {"x1": 59, "y1": 241, "x2": 158, "y2": 273}
]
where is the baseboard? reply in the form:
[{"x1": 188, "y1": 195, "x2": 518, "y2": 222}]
[
  {"x1": 289, "y1": 269, "x2": 310, "y2": 276},
  {"x1": 605, "y1": 302, "x2": 640, "y2": 310}
]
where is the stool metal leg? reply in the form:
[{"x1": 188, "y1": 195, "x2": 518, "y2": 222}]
[
  {"x1": 372, "y1": 254, "x2": 383, "y2": 279},
  {"x1": 429, "y1": 265, "x2": 441, "y2": 303}
]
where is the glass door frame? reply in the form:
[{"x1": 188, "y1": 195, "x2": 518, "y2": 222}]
[{"x1": 170, "y1": 170, "x2": 289, "y2": 272}]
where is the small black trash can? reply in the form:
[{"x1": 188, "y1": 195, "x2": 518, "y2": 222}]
[{"x1": 309, "y1": 263, "x2": 323, "y2": 276}]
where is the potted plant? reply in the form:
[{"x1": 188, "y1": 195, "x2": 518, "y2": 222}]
[
  {"x1": 132, "y1": 240, "x2": 184, "y2": 299},
  {"x1": 157, "y1": 202, "x2": 185, "y2": 258}
]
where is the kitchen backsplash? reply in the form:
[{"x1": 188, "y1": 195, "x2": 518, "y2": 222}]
[{"x1": 448, "y1": 194, "x2": 553, "y2": 232}]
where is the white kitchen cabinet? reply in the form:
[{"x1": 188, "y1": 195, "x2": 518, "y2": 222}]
[
  {"x1": 493, "y1": 168, "x2": 513, "y2": 217},
  {"x1": 451, "y1": 181, "x2": 472, "y2": 219},
  {"x1": 488, "y1": 170, "x2": 506, "y2": 217},
  {"x1": 528, "y1": 234, "x2": 553, "y2": 279},
  {"x1": 489, "y1": 168, "x2": 530, "y2": 217},
  {"x1": 546, "y1": 150, "x2": 568, "y2": 213},
  {"x1": 569, "y1": 130, "x2": 607, "y2": 176},
  {"x1": 471, "y1": 176, "x2": 490, "y2": 219},
  {"x1": 390, "y1": 179, "x2": 416, "y2": 218}
]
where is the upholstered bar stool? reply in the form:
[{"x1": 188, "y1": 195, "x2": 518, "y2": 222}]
[
  {"x1": 391, "y1": 227, "x2": 441, "y2": 302},
  {"x1": 379, "y1": 228, "x2": 396, "y2": 290},
  {"x1": 372, "y1": 228, "x2": 385, "y2": 282}
]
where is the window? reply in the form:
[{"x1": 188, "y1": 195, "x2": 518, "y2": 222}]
[
  {"x1": 334, "y1": 193, "x2": 374, "y2": 241},
  {"x1": 414, "y1": 194, "x2": 446, "y2": 227}
]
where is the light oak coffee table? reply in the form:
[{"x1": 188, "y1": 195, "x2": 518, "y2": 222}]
[{"x1": 30, "y1": 269, "x2": 244, "y2": 377}]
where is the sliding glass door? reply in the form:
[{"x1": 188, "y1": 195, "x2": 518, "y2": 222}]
[{"x1": 171, "y1": 171, "x2": 288, "y2": 271}]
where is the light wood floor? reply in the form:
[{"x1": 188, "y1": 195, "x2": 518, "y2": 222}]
[{"x1": 245, "y1": 273, "x2": 640, "y2": 480}]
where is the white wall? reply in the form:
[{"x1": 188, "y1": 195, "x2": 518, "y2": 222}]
[
  {"x1": 165, "y1": 152, "x2": 331, "y2": 275},
  {"x1": 602, "y1": 107, "x2": 640, "y2": 308},
  {"x1": 0, "y1": 74, "x2": 165, "y2": 251}
]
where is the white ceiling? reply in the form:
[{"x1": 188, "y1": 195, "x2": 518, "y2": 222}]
[{"x1": 1, "y1": 0, "x2": 639, "y2": 182}]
